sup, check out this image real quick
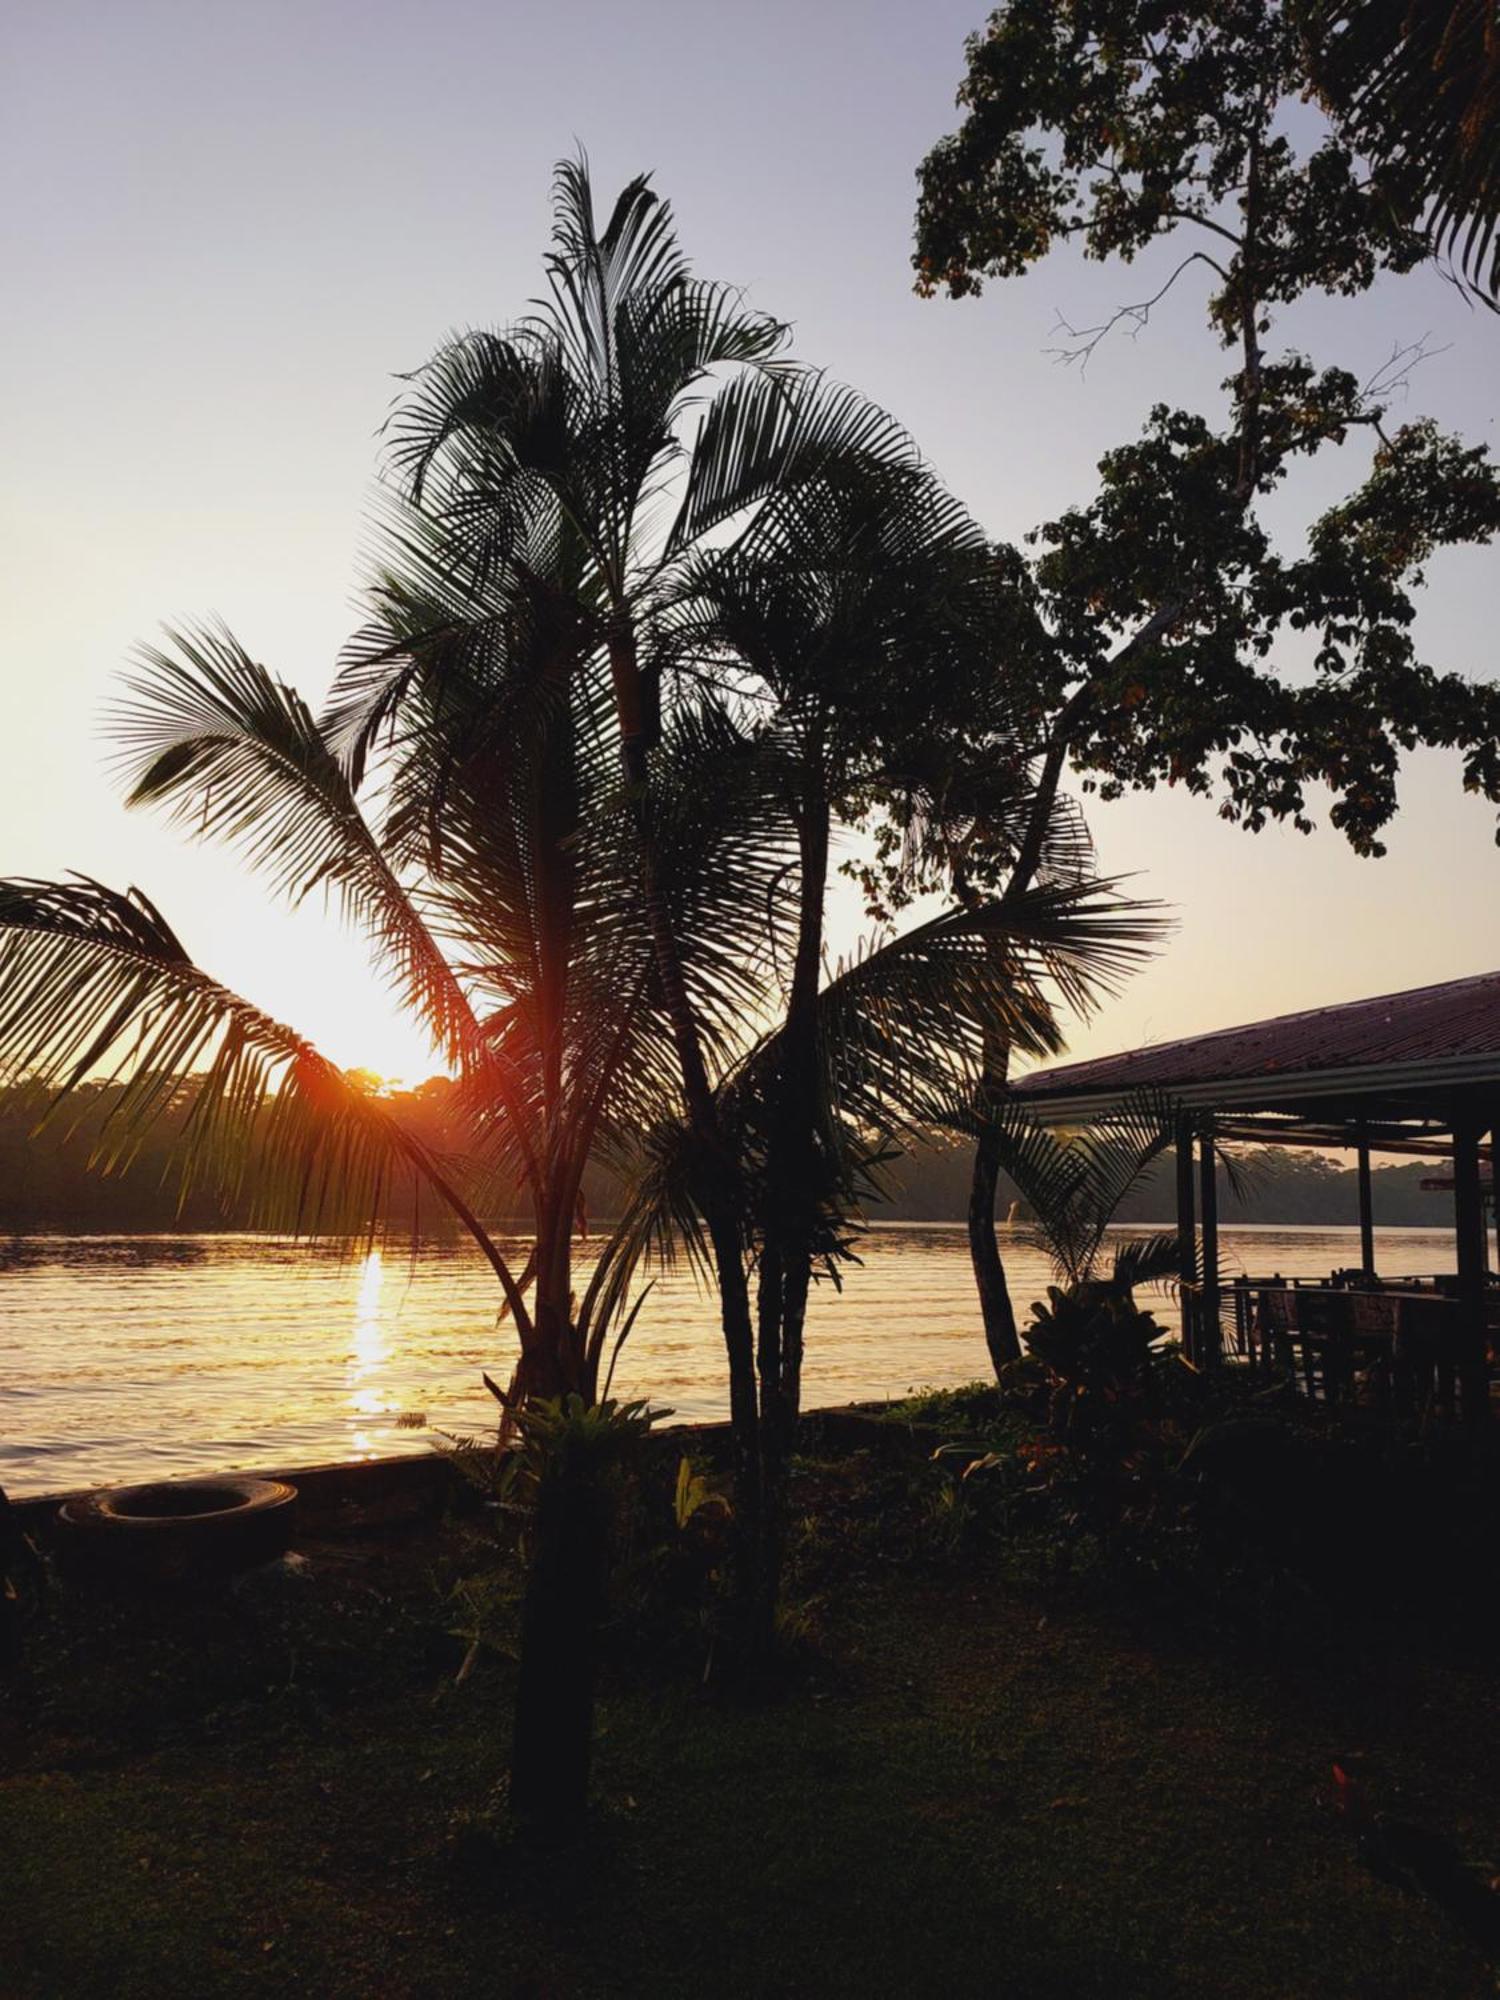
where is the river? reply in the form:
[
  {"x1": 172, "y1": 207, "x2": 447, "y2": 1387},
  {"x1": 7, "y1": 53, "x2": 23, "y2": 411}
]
[{"x1": 0, "y1": 1222, "x2": 1461, "y2": 1496}]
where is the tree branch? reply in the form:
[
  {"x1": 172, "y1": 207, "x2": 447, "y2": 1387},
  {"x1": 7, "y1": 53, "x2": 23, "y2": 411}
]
[{"x1": 1047, "y1": 253, "x2": 1230, "y2": 371}]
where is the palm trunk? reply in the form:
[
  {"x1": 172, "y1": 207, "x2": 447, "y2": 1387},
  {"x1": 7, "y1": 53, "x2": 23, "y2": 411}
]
[
  {"x1": 751, "y1": 785, "x2": 829, "y2": 1650},
  {"x1": 779, "y1": 1250, "x2": 811, "y2": 1424},
  {"x1": 969, "y1": 1120, "x2": 1021, "y2": 1374},
  {"x1": 606, "y1": 628, "x2": 763, "y2": 1629},
  {"x1": 528, "y1": 1211, "x2": 573, "y2": 1400},
  {"x1": 762, "y1": 792, "x2": 828, "y2": 1433},
  {"x1": 508, "y1": 1438, "x2": 612, "y2": 1840},
  {"x1": 533, "y1": 693, "x2": 579, "y2": 1394},
  {"x1": 964, "y1": 701, "x2": 1089, "y2": 1361}
]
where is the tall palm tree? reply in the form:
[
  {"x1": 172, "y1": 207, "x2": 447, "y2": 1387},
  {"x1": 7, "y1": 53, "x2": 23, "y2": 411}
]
[
  {"x1": 628, "y1": 431, "x2": 1164, "y2": 1639},
  {"x1": 670, "y1": 446, "x2": 1134, "y2": 1420},
  {"x1": 380, "y1": 150, "x2": 1167, "y2": 1638},
  {"x1": 0, "y1": 156, "x2": 1166, "y2": 1680},
  {"x1": 355, "y1": 158, "x2": 935, "y2": 1583}
]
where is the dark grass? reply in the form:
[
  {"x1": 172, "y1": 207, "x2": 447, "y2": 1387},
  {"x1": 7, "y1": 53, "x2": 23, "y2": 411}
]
[{"x1": 4, "y1": 1441, "x2": 1499, "y2": 1999}]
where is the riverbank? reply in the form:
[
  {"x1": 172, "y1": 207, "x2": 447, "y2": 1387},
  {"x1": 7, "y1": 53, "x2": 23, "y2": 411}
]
[{"x1": 6, "y1": 1417, "x2": 1499, "y2": 1997}]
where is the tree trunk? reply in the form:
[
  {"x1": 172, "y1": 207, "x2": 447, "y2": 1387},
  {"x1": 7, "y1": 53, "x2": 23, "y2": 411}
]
[
  {"x1": 969, "y1": 1122, "x2": 1021, "y2": 1375},
  {"x1": 756, "y1": 1241, "x2": 785, "y2": 1435},
  {"x1": 748, "y1": 789, "x2": 830, "y2": 1658},
  {"x1": 528, "y1": 1218, "x2": 573, "y2": 1400},
  {"x1": 509, "y1": 1447, "x2": 612, "y2": 1840},
  {"x1": 780, "y1": 1247, "x2": 811, "y2": 1426}
]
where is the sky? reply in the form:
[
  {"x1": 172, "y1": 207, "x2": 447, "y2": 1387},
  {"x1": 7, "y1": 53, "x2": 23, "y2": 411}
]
[{"x1": 2, "y1": 0, "x2": 1497, "y2": 1083}]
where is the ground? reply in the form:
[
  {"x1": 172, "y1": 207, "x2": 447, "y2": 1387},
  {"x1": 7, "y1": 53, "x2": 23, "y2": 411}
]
[{"x1": 3, "y1": 1432, "x2": 1498, "y2": 1999}]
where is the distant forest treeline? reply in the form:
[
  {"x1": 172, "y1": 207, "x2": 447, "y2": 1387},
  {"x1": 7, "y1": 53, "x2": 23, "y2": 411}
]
[
  {"x1": 0, "y1": 1078, "x2": 1459, "y2": 1234},
  {"x1": 873, "y1": 1141, "x2": 1454, "y2": 1229}
]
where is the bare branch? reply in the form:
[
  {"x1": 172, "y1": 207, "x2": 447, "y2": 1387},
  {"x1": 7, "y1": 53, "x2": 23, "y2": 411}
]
[
  {"x1": 1046, "y1": 253, "x2": 1231, "y2": 372},
  {"x1": 1359, "y1": 333, "x2": 1451, "y2": 408}
]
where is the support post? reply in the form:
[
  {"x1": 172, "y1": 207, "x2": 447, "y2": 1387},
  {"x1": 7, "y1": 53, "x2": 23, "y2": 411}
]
[
  {"x1": 1356, "y1": 1123, "x2": 1375, "y2": 1277},
  {"x1": 1452, "y1": 1113, "x2": 1488, "y2": 1425},
  {"x1": 1199, "y1": 1129, "x2": 1221, "y2": 1366},
  {"x1": 1176, "y1": 1117, "x2": 1197, "y2": 1361}
]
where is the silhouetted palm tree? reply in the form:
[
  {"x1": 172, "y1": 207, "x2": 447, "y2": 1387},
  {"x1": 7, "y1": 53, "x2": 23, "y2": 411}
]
[
  {"x1": 359, "y1": 161, "x2": 900, "y2": 1569},
  {"x1": 371, "y1": 162, "x2": 1165, "y2": 1645},
  {"x1": 0, "y1": 601, "x2": 733, "y2": 1835},
  {"x1": 671, "y1": 446, "x2": 1146, "y2": 1425},
  {"x1": 0, "y1": 612, "x2": 684, "y2": 1396}
]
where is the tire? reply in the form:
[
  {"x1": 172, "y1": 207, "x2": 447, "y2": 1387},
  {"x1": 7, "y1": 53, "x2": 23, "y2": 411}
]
[{"x1": 57, "y1": 1476, "x2": 298, "y2": 1587}]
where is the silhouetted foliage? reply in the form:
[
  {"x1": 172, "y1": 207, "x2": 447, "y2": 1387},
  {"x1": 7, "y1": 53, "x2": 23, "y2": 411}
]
[
  {"x1": 1301, "y1": 0, "x2": 1500, "y2": 308},
  {"x1": 912, "y1": 1, "x2": 1500, "y2": 1349}
]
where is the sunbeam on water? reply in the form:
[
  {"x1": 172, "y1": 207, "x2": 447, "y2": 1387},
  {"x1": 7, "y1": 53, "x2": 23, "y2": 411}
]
[
  {"x1": 346, "y1": 1248, "x2": 392, "y2": 1452},
  {"x1": 0, "y1": 1222, "x2": 1464, "y2": 1496}
]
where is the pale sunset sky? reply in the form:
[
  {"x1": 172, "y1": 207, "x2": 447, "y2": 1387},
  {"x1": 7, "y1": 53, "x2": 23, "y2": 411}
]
[{"x1": 3, "y1": 0, "x2": 1497, "y2": 1082}]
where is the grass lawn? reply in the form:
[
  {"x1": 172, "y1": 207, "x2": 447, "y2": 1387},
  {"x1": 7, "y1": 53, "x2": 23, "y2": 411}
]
[{"x1": 4, "y1": 1436, "x2": 1498, "y2": 1998}]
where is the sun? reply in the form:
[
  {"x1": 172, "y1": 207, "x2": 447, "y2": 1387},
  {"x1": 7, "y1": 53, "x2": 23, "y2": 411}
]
[{"x1": 342, "y1": 1068, "x2": 408, "y2": 1098}]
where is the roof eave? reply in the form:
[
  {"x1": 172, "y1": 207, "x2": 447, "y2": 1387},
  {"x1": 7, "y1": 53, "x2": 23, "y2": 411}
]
[{"x1": 1012, "y1": 1050, "x2": 1500, "y2": 1126}]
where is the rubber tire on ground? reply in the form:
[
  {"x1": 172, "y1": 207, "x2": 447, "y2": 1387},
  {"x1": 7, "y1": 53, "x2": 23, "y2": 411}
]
[{"x1": 57, "y1": 1476, "x2": 298, "y2": 1588}]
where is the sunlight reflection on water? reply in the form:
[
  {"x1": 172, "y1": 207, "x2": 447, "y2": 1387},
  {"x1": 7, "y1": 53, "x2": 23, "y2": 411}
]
[
  {"x1": 0, "y1": 1221, "x2": 1461, "y2": 1495},
  {"x1": 347, "y1": 1249, "x2": 391, "y2": 1447}
]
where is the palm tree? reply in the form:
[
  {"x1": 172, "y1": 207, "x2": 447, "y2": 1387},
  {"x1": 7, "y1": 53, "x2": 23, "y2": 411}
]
[
  {"x1": 385, "y1": 151, "x2": 1168, "y2": 1618},
  {"x1": 982, "y1": 1094, "x2": 1185, "y2": 1296},
  {"x1": 671, "y1": 445, "x2": 1142, "y2": 1408},
  {"x1": 2, "y1": 155, "x2": 1166, "y2": 1686},
  {"x1": 629, "y1": 430, "x2": 1163, "y2": 1636},
  {"x1": 1303, "y1": 0, "x2": 1500, "y2": 307},
  {"x1": 0, "y1": 579, "x2": 710, "y2": 1830},
  {"x1": 976, "y1": 1096, "x2": 1200, "y2": 1466},
  {"x1": 356, "y1": 159, "x2": 958, "y2": 1604}
]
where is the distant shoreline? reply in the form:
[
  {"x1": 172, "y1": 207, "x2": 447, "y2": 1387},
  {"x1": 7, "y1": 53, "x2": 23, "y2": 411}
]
[{"x1": 0, "y1": 1217, "x2": 1455, "y2": 1238}]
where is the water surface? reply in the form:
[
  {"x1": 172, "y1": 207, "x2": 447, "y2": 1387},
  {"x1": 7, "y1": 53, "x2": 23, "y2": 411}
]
[{"x1": 0, "y1": 1223, "x2": 1460, "y2": 1496}]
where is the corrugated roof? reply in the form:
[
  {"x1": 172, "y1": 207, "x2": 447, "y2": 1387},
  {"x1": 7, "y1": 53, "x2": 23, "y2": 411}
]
[{"x1": 1013, "y1": 970, "x2": 1500, "y2": 1110}]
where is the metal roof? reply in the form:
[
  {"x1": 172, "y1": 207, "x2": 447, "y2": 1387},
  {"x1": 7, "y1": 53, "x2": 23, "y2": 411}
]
[{"x1": 1012, "y1": 970, "x2": 1500, "y2": 1124}]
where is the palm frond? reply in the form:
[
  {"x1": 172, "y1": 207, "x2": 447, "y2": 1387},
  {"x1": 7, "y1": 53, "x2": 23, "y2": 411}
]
[
  {"x1": 1308, "y1": 0, "x2": 1500, "y2": 305},
  {"x1": 113, "y1": 623, "x2": 486, "y2": 1072},
  {"x1": 0, "y1": 876, "x2": 526, "y2": 1318},
  {"x1": 987, "y1": 1088, "x2": 1184, "y2": 1288},
  {"x1": 808, "y1": 879, "x2": 1165, "y2": 1139},
  {"x1": 667, "y1": 371, "x2": 925, "y2": 561},
  {"x1": 1108, "y1": 1231, "x2": 1185, "y2": 1294}
]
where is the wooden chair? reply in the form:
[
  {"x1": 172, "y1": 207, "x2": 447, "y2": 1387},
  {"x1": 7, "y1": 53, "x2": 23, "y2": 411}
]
[
  {"x1": 1254, "y1": 1284, "x2": 1294, "y2": 1380},
  {"x1": 1290, "y1": 1287, "x2": 1355, "y2": 1403},
  {"x1": 1394, "y1": 1293, "x2": 1457, "y2": 1419},
  {"x1": 1348, "y1": 1290, "x2": 1397, "y2": 1409}
]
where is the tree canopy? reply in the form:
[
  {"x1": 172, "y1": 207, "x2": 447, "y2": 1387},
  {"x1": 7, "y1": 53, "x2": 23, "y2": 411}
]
[{"x1": 913, "y1": 0, "x2": 1500, "y2": 860}]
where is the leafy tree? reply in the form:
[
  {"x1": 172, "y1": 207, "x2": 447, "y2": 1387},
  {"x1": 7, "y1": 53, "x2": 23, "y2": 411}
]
[{"x1": 912, "y1": 0, "x2": 1500, "y2": 1356}]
